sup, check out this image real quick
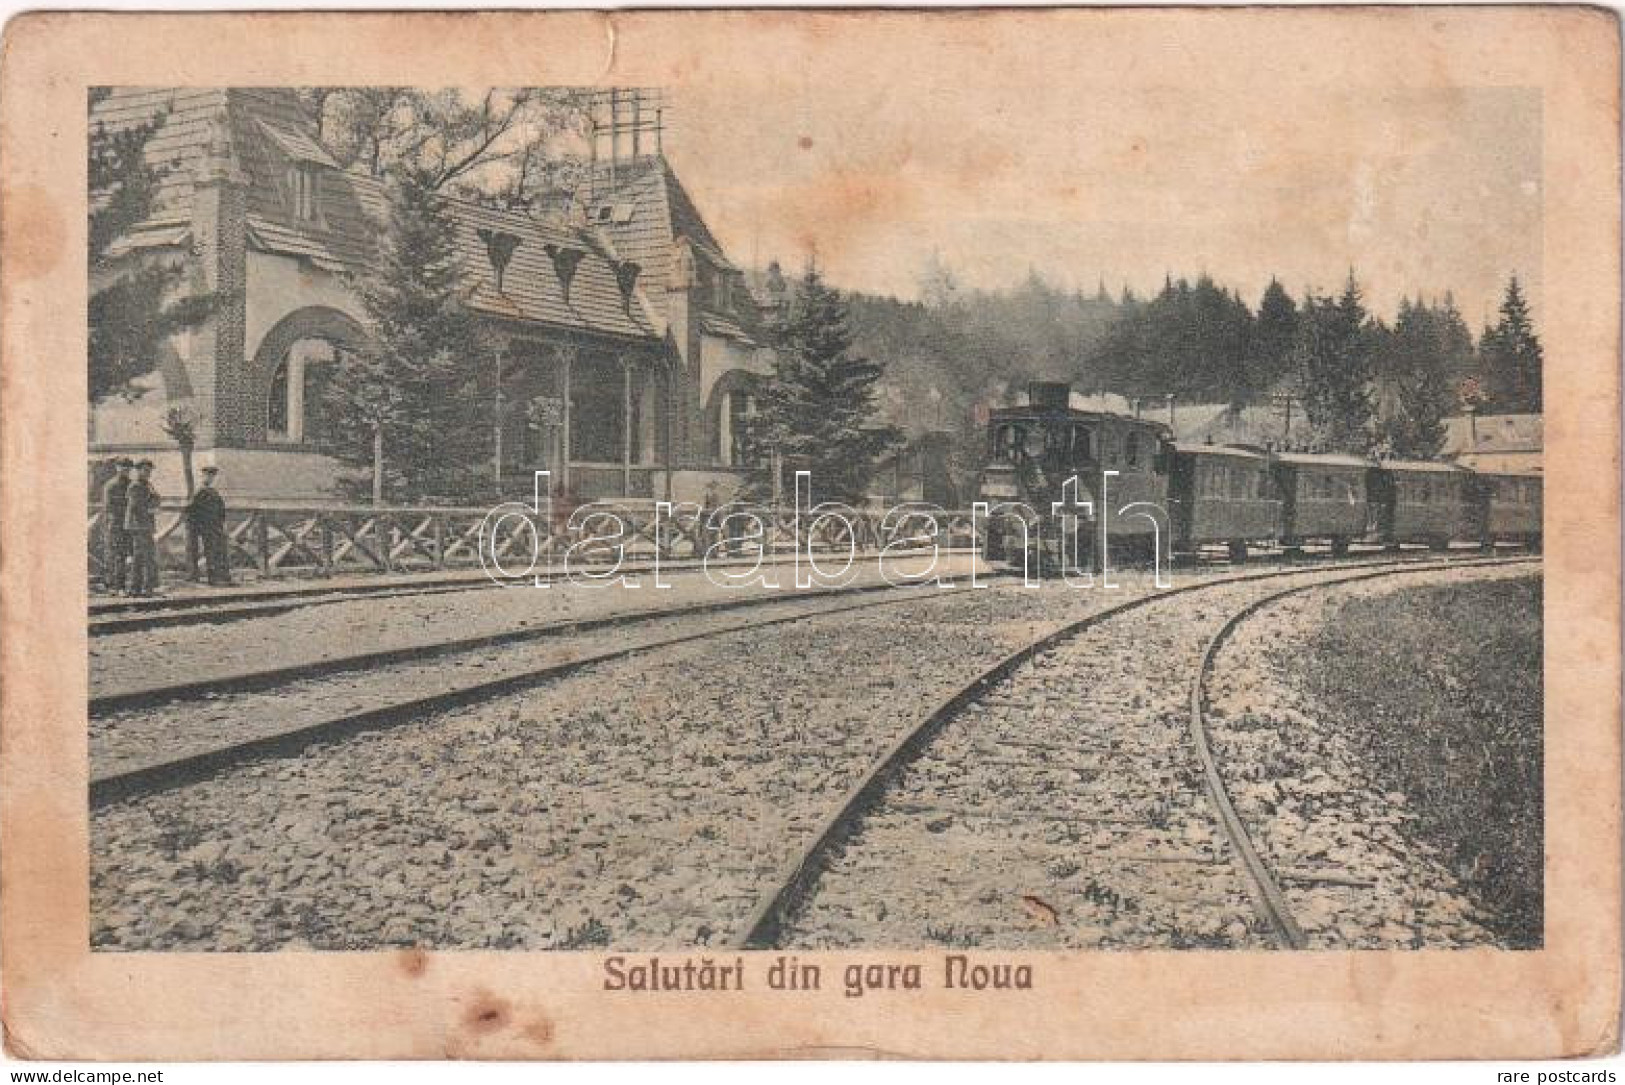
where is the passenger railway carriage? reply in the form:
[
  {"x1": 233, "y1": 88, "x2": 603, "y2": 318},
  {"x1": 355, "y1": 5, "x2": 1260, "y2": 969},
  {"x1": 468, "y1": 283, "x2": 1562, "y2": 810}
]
[
  {"x1": 1371, "y1": 460, "x2": 1477, "y2": 549},
  {"x1": 1168, "y1": 444, "x2": 1279, "y2": 561},
  {"x1": 1271, "y1": 453, "x2": 1371, "y2": 555},
  {"x1": 976, "y1": 383, "x2": 1541, "y2": 569},
  {"x1": 1473, "y1": 472, "x2": 1544, "y2": 548}
]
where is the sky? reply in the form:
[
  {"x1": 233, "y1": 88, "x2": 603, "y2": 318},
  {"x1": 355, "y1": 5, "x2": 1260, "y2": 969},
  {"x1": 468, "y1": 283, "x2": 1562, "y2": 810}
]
[{"x1": 656, "y1": 80, "x2": 1541, "y2": 327}]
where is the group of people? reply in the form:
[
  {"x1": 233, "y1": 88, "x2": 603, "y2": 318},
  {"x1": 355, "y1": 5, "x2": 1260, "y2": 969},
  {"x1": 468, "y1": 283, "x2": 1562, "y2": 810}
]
[{"x1": 99, "y1": 458, "x2": 233, "y2": 596}]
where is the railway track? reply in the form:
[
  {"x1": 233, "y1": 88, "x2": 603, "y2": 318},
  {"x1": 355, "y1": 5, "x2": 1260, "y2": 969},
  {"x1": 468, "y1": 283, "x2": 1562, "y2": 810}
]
[
  {"x1": 92, "y1": 552, "x2": 1532, "y2": 808},
  {"x1": 87, "y1": 541, "x2": 1501, "y2": 636},
  {"x1": 90, "y1": 543, "x2": 1506, "y2": 717},
  {"x1": 86, "y1": 552, "x2": 850, "y2": 636},
  {"x1": 88, "y1": 578, "x2": 500, "y2": 635},
  {"x1": 89, "y1": 549, "x2": 1537, "y2": 951},
  {"x1": 89, "y1": 572, "x2": 1004, "y2": 808},
  {"x1": 736, "y1": 553, "x2": 1537, "y2": 950},
  {"x1": 90, "y1": 564, "x2": 971, "y2": 714}
]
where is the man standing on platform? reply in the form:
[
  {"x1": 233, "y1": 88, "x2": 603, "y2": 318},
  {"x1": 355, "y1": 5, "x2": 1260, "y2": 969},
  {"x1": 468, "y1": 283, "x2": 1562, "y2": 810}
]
[
  {"x1": 700, "y1": 480, "x2": 722, "y2": 557},
  {"x1": 185, "y1": 466, "x2": 233, "y2": 586},
  {"x1": 123, "y1": 459, "x2": 162, "y2": 597},
  {"x1": 99, "y1": 457, "x2": 134, "y2": 594}
]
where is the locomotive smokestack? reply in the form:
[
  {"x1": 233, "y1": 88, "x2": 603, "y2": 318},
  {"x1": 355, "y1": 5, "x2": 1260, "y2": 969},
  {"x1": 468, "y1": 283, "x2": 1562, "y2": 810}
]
[{"x1": 1028, "y1": 382, "x2": 1071, "y2": 411}]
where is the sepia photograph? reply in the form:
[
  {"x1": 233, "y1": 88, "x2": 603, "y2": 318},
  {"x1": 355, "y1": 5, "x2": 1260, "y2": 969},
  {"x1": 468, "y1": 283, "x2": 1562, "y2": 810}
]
[
  {"x1": 1, "y1": 6, "x2": 1618, "y2": 1063},
  {"x1": 83, "y1": 76, "x2": 1546, "y2": 955}
]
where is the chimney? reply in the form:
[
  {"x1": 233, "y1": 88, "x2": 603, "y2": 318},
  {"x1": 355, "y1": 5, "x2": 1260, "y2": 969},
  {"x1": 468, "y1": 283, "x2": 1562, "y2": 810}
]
[{"x1": 1027, "y1": 382, "x2": 1071, "y2": 411}]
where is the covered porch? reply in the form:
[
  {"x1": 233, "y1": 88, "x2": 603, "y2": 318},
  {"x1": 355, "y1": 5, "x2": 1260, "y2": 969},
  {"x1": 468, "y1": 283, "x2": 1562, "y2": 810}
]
[{"x1": 492, "y1": 335, "x2": 675, "y2": 502}]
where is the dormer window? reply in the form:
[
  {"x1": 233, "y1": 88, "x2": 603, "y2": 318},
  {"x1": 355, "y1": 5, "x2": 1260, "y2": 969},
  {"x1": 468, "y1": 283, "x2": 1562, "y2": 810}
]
[
  {"x1": 258, "y1": 120, "x2": 339, "y2": 223},
  {"x1": 287, "y1": 164, "x2": 318, "y2": 221},
  {"x1": 544, "y1": 243, "x2": 586, "y2": 304}
]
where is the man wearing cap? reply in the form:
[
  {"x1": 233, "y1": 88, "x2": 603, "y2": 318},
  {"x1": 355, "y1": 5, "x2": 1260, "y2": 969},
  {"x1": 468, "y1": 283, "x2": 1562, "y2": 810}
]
[
  {"x1": 123, "y1": 459, "x2": 163, "y2": 596},
  {"x1": 185, "y1": 466, "x2": 233, "y2": 586},
  {"x1": 98, "y1": 458, "x2": 135, "y2": 594}
]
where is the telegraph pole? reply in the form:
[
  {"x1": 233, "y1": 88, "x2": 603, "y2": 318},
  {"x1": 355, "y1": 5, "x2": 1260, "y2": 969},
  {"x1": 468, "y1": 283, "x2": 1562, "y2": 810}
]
[
  {"x1": 1271, "y1": 393, "x2": 1300, "y2": 443},
  {"x1": 494, "y1": 342, "x2": 504, "y2": 489}
]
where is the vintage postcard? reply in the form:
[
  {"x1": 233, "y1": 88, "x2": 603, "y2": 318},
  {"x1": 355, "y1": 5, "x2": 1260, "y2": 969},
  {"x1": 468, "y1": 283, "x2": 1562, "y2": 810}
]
[{"x1": 0, "y1": 6, "x2": 1619, "y2": 1062}]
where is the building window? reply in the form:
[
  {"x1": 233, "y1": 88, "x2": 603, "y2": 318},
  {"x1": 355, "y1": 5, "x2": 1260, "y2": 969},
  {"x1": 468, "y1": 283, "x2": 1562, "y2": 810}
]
[
  {"x1": 730, "y1": 392, "x2": 752, "y2": 465},
  {"x1": 267, "y1": 360, "x2": 290, "y2": 438},
  {"x1": 1070, "y1": 424, "x2": 1095, "y2": 463},
  {"x1": 718, "y1": 390, "x2": 755, "y2": 467},
  {"x1": 287, "y1": 164, "x2": 318, "y2": 221}
]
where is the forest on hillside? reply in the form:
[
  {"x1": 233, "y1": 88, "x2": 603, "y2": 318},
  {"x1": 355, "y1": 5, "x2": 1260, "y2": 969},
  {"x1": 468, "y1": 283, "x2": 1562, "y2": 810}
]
[{"x1": 844, "y1": 261, "x2": 1543, "y2": 460}]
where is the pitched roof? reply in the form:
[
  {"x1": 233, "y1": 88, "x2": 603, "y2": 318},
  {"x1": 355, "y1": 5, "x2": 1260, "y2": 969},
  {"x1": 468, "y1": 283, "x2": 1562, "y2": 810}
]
[
  {"x1": 256, "y1": 119, "x2": 341, "y2": 168},
  {"x1": 1441, "y1": 413, "x2": 1543, "y2": 455},
  {"x1": 699, "y1": 312, "x2": 757, "y2": 345},
  {"x1": 441, "y1": 194, "x2": 658, "y2": 340},
  {"x1": 1172, "y1": 442, "x2": 1270, "y2": 461},
  {"x1": 586, "y1": 156, "x2": 739, "y2": 321},
  {"x1": 1273, "y1": 452, "x2": 1373, "y2": 469},
  {"x1": 1379, "y1": 458, "x2": 1472, "y2": 475},
  {"x1": 90, "y1": 88, "x2": 661, "y2": 344},
  {"x1": 1167, "y1": 401, "x2": 1292, "y2": 446}
]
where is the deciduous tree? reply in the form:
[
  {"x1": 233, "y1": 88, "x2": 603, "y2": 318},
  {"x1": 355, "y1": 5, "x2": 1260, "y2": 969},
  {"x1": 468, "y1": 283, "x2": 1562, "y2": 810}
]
[{"x1": 302, "y1": 87, "x2": 588, "y2": 205}]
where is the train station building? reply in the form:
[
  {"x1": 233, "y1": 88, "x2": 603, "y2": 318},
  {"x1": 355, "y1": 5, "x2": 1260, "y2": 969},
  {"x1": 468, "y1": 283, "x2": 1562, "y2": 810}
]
[{"x1": 89, "y1": 88, "x2": 776, "y2": 504}]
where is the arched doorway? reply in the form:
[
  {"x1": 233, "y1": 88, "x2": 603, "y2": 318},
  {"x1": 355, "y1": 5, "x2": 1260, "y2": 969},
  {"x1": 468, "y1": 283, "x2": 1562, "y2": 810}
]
[
  {"x1": 249, "y1": 306, "x2": 369, "y2": 446},
  {"x1": 707, "y1": 369, "x2": 765, "y2": 468}
]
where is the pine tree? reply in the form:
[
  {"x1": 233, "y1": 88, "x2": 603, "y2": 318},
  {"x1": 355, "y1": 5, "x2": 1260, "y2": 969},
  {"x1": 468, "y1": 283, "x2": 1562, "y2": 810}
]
[
  {"x1": 1373, "y1": 297, "x2": 1452, "y2": 458},
  {"x1": 1297, "y1": 272, "x2": 1376, "y2": 452},
  {"x1": 1435, "y1": 292, "x2": 1477, "y2": 391},
  {"x1": 1249, "y1": 278, "x2": 1299, "y2": 397},
  {"x1": 88, "y1": 90, "x2": 213, "y2": 403},
  {"x1": 1479, "y1": 275, "x2": 1543, "y2": 412},
  {"x1": 748, "y1": 266, "x2": 901, "y2": 505},
  {"x1": 323, "y1": 169, "x2": 488, "y2": 502}
]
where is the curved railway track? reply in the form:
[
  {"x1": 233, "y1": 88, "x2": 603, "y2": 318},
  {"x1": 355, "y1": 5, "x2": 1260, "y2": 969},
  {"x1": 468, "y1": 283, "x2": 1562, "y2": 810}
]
[{"x1": 736, "y1": 553, "x2": 1537, "y2": 949}]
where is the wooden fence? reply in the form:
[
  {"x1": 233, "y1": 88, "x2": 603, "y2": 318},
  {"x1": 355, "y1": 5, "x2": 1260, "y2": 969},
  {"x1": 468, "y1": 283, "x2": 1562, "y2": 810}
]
[{"x1": 88, "y1": 501, "x2": 984, "y2": 582}]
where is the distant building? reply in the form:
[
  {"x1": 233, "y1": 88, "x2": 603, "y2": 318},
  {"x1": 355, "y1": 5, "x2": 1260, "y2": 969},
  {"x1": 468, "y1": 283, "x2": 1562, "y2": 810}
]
[
  {"x1": 869, "y1": 431, "x2": 959, "y2": 508},
  {"x1": 89, "y1": 88, "x2": 773, "y2": 503},
  {"x1": 1161, "y1": 401, "x2": 1295, "y2": 449},
  {"x1": 1441, "y1": 413, "x2": 1543, "y2": 473}
]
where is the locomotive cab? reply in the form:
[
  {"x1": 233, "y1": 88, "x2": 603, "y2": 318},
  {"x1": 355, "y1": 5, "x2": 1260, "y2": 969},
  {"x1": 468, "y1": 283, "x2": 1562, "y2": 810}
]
[{"x1": 979, "y1": 382, "x2": 1173, "y2": 573}]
